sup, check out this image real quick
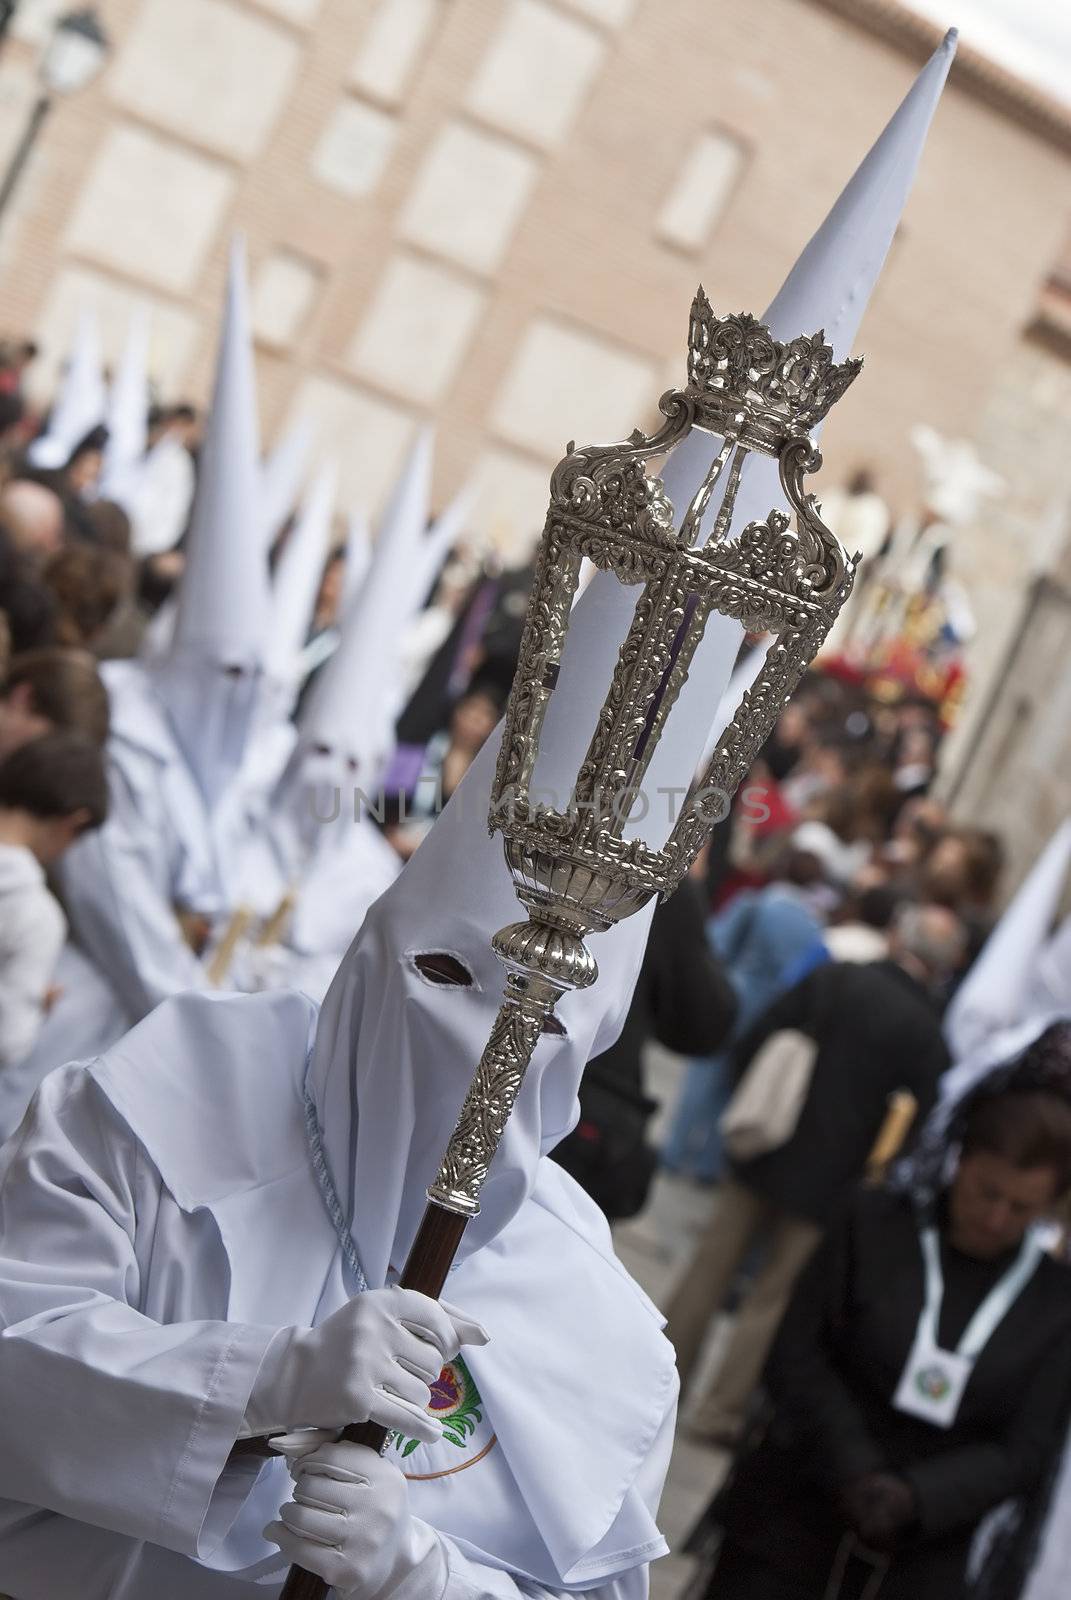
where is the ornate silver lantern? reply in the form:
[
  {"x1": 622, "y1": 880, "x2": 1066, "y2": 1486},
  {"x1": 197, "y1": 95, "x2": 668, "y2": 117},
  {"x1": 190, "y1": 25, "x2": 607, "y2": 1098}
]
[{"x1": 428, "y1": 288, "x2": 861, "y2": 1215}]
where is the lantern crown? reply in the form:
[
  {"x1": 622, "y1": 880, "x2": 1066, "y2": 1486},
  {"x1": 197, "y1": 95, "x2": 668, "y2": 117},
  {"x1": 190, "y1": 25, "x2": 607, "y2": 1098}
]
[
  {"x1": 488, "y1": 292, "x2": 859, "y2": 942},
  {"x1": 686, "y1": 288, "x2": 862, "y2": 447}
]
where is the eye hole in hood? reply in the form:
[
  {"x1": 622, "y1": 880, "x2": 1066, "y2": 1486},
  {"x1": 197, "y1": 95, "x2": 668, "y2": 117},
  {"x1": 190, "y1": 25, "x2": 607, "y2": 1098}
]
[{"x1": 412, "y1": 951, "x2": 475, "y2": 988}]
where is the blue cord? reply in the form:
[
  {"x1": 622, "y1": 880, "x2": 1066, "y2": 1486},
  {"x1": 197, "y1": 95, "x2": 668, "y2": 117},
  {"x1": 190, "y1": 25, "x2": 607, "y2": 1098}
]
[{"x1": 303, "y1": 1063, "x2": 369, "y2": 1294}]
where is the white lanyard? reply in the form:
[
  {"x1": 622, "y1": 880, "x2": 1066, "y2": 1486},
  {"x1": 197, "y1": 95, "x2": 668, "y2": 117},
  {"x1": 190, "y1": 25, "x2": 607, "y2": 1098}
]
[
  {"x1": 893, "y1": 1224, "x2": 1042, "y2": 1428},
  {"x1": 918, "y1": 1225, "x2": 1043, "y2": 1359}
]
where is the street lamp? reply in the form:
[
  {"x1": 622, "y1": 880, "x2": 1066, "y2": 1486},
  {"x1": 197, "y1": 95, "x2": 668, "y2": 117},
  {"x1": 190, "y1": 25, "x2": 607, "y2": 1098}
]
[{"x1": 0, "y1": 7, "x2": 109, "y2": 226}]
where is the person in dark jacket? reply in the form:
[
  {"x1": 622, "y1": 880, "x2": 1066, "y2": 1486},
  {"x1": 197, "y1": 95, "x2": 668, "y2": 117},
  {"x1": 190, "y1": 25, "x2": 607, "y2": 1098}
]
[
  {"x1": 666, "y1": 901, "x2": 963, "y2": 1444},
  {"x1": 661, "y1": 846, "x2": 828, "y2": 1183},
  {"x1": 553, "y1": 876, "x2": 737, "y2": 1219},
  {"x1": 691, "y1": 1074, "x2": 1071, "y2": 1600}
]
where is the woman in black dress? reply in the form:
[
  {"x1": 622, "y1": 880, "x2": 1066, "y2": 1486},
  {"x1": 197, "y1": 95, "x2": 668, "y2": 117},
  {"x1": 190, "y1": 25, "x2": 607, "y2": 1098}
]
[{"x1": 693, "y1": 1030, "x2": 1071, "y2": 1600}]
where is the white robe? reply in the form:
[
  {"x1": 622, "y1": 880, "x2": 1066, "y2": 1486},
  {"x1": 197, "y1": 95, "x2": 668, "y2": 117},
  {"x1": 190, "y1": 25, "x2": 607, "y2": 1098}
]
[
  {"x1": 231, "y1": 786, "x2": 401, "y2": 1005},
  {"x1": 58, "y1": 660, "x2": 222, "y2": 1022},
  {"x1": 0, "y1": 944, "x2": 130, "y2": 1145},
  {"x1": 4, "y1": 662, "x2": 293, "y2": 1140},
  {"x1": 56, "y1": 660, "x2": 289, "y2": 1018},
  {"x1": 0, "y1": 989, "x2": 675, "y2": 1599},
  {"x1": 0, "y1": 843, "x2": 66, "y2": 1069}
]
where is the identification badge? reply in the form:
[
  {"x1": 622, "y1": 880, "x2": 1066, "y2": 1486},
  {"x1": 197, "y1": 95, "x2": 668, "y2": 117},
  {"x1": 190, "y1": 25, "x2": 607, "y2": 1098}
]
[
  {"x1": 892, "y1": 1223, "x2": 1042, "y2": 1430},
  {"x1": 892, "y1": 1331, "x2": 974, "y2": 1429}
]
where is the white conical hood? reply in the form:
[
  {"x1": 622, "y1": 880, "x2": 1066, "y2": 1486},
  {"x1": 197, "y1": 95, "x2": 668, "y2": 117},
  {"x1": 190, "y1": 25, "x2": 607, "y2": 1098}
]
[
  {"x1": 698, "y1": 638, "x2": 771, "y2": 772},
  {"x1": 945, "y1": 818, "x2": 1071, "y2": 1063},
  {"x1": 170, "y1": 238, "x2": 267, "y2": 664},
  {"x1": 410, "y1": 479, "x2": 473, "y2": 608},
  {"x1": 533, "y1": 34, "x2": 957, "y2": 847},
  {"x1": 299, "y1": 428, "x2": 434, "y2": 780},
  {"x1": 1031, "y1": 910, "x2": 1071, "y2": 1020},
  {"x1": 343, "y1": 509, "x2": 371, "y2": 613},
  {"x1": 262, "y1": 414, "x2": 314, "y2": 549},
  {"x1": 99, "y1": 308, "x2": 149, "y2": 503},
  {"x1": 268, "y1": 460, "x2": 337, "y2": 680},
  {"x1": 153, "y1": 239, "x2": 271, "y2": 808},
  {"x1": 28, "y1": 308, "x2": 107, "y2": 468}
]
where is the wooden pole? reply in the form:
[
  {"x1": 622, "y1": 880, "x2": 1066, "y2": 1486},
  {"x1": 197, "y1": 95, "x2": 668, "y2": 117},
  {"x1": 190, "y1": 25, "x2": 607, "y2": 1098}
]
[{"x1": 278, "y1": 1202, "x2": 469, "y2": 1600}]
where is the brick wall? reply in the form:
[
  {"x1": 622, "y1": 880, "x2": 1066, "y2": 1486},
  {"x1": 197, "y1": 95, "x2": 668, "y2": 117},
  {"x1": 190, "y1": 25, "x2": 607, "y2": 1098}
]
[{"x1": 0, "y1": 0, "x2": 1067, "y2": 780}]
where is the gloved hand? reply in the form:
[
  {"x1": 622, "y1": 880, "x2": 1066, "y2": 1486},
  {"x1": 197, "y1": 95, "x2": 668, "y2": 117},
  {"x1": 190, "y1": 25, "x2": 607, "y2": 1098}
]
[
  {"x1": 265, "y1": 1435, "x2": 446, "y2": 1600},
  {"x1": 243, "y1": 1288, "x2": 488, "y2": 1445},
  {"x1": 839, "y1": 1472, "x2": 917, "y2": 1552}
]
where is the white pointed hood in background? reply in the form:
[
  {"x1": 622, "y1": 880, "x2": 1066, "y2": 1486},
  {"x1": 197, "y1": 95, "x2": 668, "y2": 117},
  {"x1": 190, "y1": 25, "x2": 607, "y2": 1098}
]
[
  {"x1": 698, "y1": 637, "x2": 771, "y2": 773},
  {"x1": 261, "y1": 415, "x2": 314, "y2": 550},
  {"x1": 1031, "y1": 909, "x2": 1071, "y2": 1021},
  {"x1": 27, "y1": 308, "x2": 107, "y2": 469},
  {"x1": 343, "y1": 508, "x2": 371, "y2": 613},
  {"x1": 945, "y1": 818, "x2": 1071, "y2": 1064},
  {"x1": 416, "y1": 480, "x2": 475, "y2": 604},
  {"x1": 268, "y1": 460, "x2": 337, "y2": 683},
  {"x1": 298, "y1": 426, "x2": 435, "y2": 783},
  {"x1": 534, "y1": 32, "x2": 958, "y2": 847},
  {"x1": 99, "y1": 308, "x2": 150, "y2": 504},
  {"x1": 151, "y1": 239, "x2": 271, "y2": 809}
]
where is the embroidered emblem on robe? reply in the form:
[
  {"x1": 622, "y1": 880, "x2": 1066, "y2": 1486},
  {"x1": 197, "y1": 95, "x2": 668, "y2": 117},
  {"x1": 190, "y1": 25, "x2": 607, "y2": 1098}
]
[{"x1": 392, "y1": 1355, "x2": 497, "y2": 1476}]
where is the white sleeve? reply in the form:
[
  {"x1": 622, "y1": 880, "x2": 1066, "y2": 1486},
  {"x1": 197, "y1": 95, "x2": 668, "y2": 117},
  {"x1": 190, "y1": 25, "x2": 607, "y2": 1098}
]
[
  {"x1": 442, "y1": 1543, "x2": 649, "y2": 1600},
  {"x1": 441, "y1": 1542, "x2": 643, "y2": 1600},
  {"x1": 0, "y1": 885, "x2": 65, "y2": 1067},
  {"x1": 58, "y1": 767, "x2": 206, "y2": 1021},
  {"x1": 0, "y1": 1064, "x2": 277, "y2": 1559}
]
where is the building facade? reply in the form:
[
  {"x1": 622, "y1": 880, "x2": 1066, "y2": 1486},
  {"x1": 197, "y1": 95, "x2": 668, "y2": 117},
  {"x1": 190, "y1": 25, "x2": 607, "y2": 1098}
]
[{"x1": 0, "y1": 0, "x2": 1068, "y2": 807}]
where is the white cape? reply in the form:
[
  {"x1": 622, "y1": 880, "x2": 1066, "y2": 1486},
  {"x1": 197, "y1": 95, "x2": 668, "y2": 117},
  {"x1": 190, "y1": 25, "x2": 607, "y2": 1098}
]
[{"x1": 0, "y1": 990, "x2": 674, "y2": 1597}]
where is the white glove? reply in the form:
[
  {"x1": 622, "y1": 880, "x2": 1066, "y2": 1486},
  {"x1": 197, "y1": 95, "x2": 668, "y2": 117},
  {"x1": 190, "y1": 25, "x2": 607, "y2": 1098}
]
[
  {"x1": 243, "y1": 1288, "x2": 488, "y2": 1445},
  {"x1": 265, "y1": 1435, "x2": 446, "y2": 1600}
]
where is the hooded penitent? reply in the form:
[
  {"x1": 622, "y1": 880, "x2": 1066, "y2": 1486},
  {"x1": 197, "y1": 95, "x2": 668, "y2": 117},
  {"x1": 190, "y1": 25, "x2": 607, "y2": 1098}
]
[
  {"x1": 278, "y1": 433, "x2": 464, "y2": 960},
  {"x1": 945, "y1": 818, "x2": 1071, "y2": 1066},
  {"x1": 295, "y1": 427, "x2": 452, "y2": 804},
  {"x1": 299, "y1": 34, "x2": 955, "y2": 1581},
  {"x1": 99, "y1": 308, "x2": 150, "y2": 507},
  {"x1": 149, "y1": 240, "x2": 272, "y2": 812},
  {"x1": 27, "y1": 308, "x2": 107, "y2": 470}
]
